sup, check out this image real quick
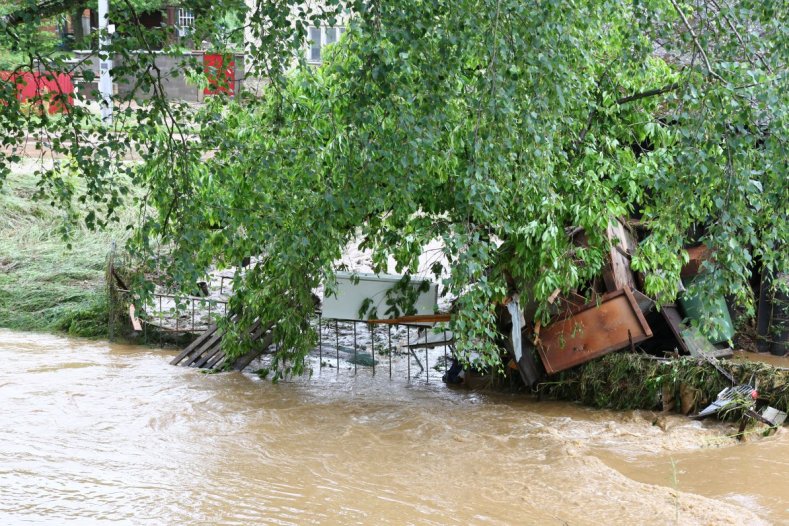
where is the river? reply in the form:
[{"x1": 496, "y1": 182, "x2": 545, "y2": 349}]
[{"x1": 1, "y1": 329, "x2": 787, "y2": 525}]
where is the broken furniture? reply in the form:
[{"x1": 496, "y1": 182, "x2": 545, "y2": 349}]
[
  {"x1": 511, "y1": 227, "x2": 746, "y2": 380},
  {"x1": 761, "y1": 406, "x2": 788, "y2": 427},
  {"x1": 170, "y1": 318, "x2": 276, "y2": 370},
  {"x1": 535, "y1": 289, "x2": 653, "y2": 374}
]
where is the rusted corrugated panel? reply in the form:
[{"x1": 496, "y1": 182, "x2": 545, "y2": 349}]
[{"x1": 536, "y1": 289, "x2": 653, "y2": 374}]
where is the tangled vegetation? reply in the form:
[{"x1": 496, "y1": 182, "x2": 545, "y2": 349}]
[{"x1": 540, "y1": 353, "x2": 789, "y2": 415}]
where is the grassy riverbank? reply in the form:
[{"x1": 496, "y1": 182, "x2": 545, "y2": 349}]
[{"x1": 0, "y1": 163, "x2": 133, "y2": 337}]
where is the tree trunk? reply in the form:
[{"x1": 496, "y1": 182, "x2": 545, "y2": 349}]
[{"x1": 70, "y1": 7, "x2": 85, "y2": 46}]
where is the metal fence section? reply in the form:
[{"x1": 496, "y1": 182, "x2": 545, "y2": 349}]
[
  {"x1": 107, "y1": 245, "x2": 454, "y2": 383},
  {"x1": 113, "y1": 288, "x2": 229, "y2": 342},
  {"x1": 310, "y1": 317, "x2": 454, "y2": 383}
]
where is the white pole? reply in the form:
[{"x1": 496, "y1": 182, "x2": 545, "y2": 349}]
[{"x1": 98, "y1": 0, "x2": 113, "y2": 123}]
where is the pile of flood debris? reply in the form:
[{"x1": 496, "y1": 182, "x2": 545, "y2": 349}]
[
  {"x1": 539, "y1": 352, "x2": 788, "y2": 421},
  {"x1": 489, "y1": 218, "x2": 788, "y2": 427}
]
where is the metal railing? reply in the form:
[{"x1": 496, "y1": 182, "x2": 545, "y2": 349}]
[
  {"x1": 113, "y1": 288, "x2": 229, "y2": 337},
  {"x1": 310, "y1": 317, "x2": 454, "y2": 382},
  {"x1": 107, "y1": 247, "x2": 454, "y2": 383}
]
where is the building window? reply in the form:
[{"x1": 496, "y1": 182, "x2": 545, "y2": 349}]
[
  {"x1": 307, "y1": 26, "x2": 344, "y2": 63},
  {"x1": 308, "y1": 26, "x2": 322, "y2": 62},
  {"x1": 325, "y1": 27, "x2": 337, "y2": 45},
  {"x1": 177, "y1": 8, "x2": 194, "y2": 37}
]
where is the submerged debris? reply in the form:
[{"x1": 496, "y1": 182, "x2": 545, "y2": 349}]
[
  {"x1": 495, "y1": 216, "x2": 788, "y2": 423},
  {"x1": 538, "y1": 353, "x2": 789, "y2": 417},
  {"x1": 761, "y1": 406, "x2": 788, "y2": 427},
  {"x1": 693, "y1": 384, "x2": 757, "y2": 419}
]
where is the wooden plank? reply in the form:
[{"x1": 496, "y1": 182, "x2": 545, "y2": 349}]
[
  {"x1": 246, "y1": 318, "x2": 262, "y2": 335},
  {"x1": 211, "y1": 354, "x2": 227, "y2": 370},
  {"x1": 177, "y1": 318, "x2": 275, "y2": 369},
  {"x1": 249, "y1": 320, "x2": 274, "y2": 342},
  {"x1": 537, "y1": 289, "x2": 653, "y2": 374},
  {"x1": 660, "y1": 305, "x2": 690, "y2": 354},
  {"x1": 171, "y1": 324, "x2": 218, "y2": 365},
  {"x1": 170, "y1": 324, "x2": 218, "y2": 365},
  {"x1": 191, "y1": 331, "x2": 223, "y2": 361},
  {"x1": 367, "y1": 313, "x2": 451, "y2": 325},
  {"x1": 129, "y1": 304, "x2": 142, "y2": 332},
  {"x1": 231, "y1": 331, "x2": 276, "y2": 371},
  {"x1": 199, "y1": 320, "x2": 273, "y2": 369},
  {"x1": 602, "y1": 219, "x2": 637, "y2": 292},
  {"x1": 181, "y1": 331, "x2": 222, "y2": 367},
  {"x1": 205, "y1": 348, "x2": 229, "y2": 370},
  {"x1": 631, "y1": 289, "x2": 656, "y2": 315},
  {"x1": 406, "y1": 331, "x2": 454, "y2": 349},
  {"x1": 200, "y1": 320, "x2": 277, "y2": 370},
  {"x1": 192, "y1": 340, "x2": 225, "y2": 368}
]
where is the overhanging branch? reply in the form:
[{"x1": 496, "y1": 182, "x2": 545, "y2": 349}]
[
  {"x1": 1, "y1": 0, "x2": 86, "y2": 28},
  {"x1": 616, "y1": 82, "x2": 680, "y2": 105},
  {"x1": 668, "y1": 0, "x2": 724, "y2": 81}
]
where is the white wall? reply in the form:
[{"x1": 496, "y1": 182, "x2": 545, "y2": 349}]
[{"x1": 243, "y1": 0, "x2": 350, "y2": 74}]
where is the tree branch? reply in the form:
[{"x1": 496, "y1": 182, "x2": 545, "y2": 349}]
[
  {"x1": 668, "y1": 0, "x2": 723, "y2": 81},
  {"x1": 616, "y1": 82, "x2": 680, "y2": 104},
  {"x1": 1, "y1": 0, "x2": 86, "y2": 27},
  {"x1": 709, "y1": 0, "x2": 772, "y2": 74}
]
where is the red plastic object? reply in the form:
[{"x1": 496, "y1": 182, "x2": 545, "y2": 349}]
[
  {"x1": 0, "y1": 71, "x2": 74, "y2": 113},
  {"x1": 203, "y1": 54, "x2": 235, "y2": 96}
]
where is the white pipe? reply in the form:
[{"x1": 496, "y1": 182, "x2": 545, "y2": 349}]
[{"x1": 98, "y1": 0, "x2": 113, "y2": 123}]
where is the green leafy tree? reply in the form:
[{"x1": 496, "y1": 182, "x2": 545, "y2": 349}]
[{"x1": 1, "y1": 0, "x2": 786, "y2": 378}]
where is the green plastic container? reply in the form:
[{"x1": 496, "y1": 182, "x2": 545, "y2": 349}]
[{"x1": 679, "y1": 285, "x2": 735, "y2": 345}]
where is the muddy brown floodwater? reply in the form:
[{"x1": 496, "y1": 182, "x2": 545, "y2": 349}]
[{"x1": 1, "y1": 329, "x2": 788, "y2": 525}]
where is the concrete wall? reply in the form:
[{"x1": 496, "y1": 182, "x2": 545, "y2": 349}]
[{"x1": 72, "y1": 51, "x2": 245, "y2": 103}]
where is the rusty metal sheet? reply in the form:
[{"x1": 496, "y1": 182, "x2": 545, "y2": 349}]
[
  {"x1": 681, "y1": 245, "x2": 711, "y2": 279},
  {"x1": 536, "y1": 289, "x2": 653, "y2": 374}
]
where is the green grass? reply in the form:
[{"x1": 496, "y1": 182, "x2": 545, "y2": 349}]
[{"x1": 0, "y1": 163, "x2": 134, "y2": 337}]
